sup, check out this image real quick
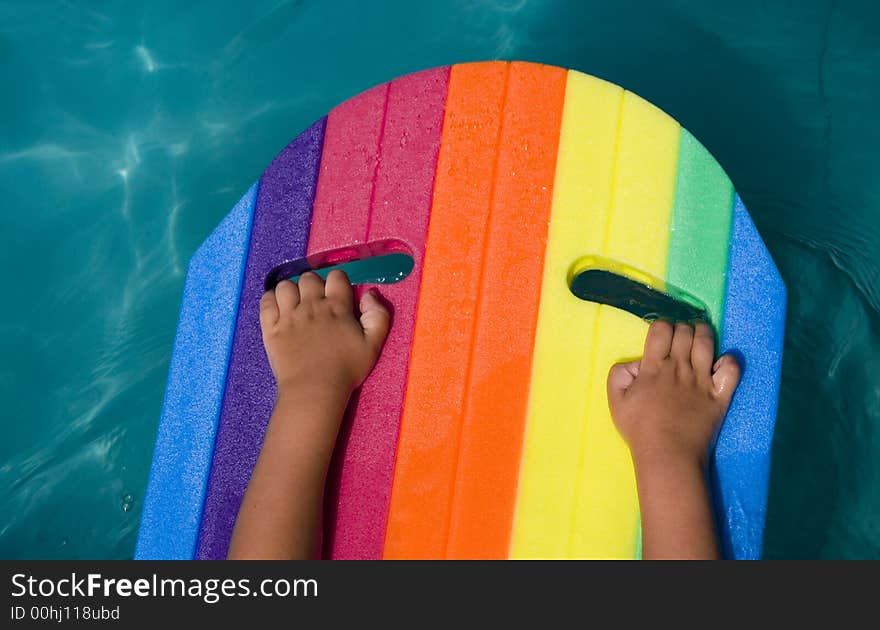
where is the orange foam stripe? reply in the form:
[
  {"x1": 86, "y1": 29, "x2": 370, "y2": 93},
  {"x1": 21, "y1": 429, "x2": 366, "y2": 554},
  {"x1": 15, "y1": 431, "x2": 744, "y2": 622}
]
[
  {"x1": 446, "y1": 62, "x2": 567, "y2": 559},
  {"x1": 383, "y1": 62, "x2": 508, "y2": 558}
]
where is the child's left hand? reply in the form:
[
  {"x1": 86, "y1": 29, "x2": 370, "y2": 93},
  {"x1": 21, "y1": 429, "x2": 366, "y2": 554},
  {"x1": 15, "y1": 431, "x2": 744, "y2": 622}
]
[
  {"x1": 259, "y1": 270, "x2": 391, "y2": 396},
  {"x1": 230, "y1": 270, "x2": 390, "y2": 559}
]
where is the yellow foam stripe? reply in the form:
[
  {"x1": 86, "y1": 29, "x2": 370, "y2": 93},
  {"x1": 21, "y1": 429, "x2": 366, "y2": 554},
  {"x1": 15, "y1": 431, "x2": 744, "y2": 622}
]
[
  {"x1": 605, "y1": 91, "x2": 681, "y2": 272},
  {"x1": 569, "y1": 90, "x2": 680, "y2": 558},
  {"x1": 571, "y1": 307, "x2": 646, "y2": 558},
  {"x1": 510, "y1": 71, "x2": 622, "y2": 558}
]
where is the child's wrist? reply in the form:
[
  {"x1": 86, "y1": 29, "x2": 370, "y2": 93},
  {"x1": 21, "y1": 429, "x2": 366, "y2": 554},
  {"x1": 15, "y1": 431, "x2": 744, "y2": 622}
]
[
  {"x1": 274, "y1": 367, "x2": 358, "y2": 399},
  {"x1": 632, "y1": 450, "x2": 709, "y2": 510},
  {"x1": 275, "y1": 377, "x2": 354, "y2": 405},
  {"x1": 630, "y1": 444, "x2": 709, "y2": 475},
  {"x1": 270, "y1": 380, "x2": 354, "y2": 452}
]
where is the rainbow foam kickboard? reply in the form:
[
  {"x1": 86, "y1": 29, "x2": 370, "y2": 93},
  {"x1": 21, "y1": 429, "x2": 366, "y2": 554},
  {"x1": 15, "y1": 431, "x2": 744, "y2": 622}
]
[{"x1": 135, "y1": 62, "x2": 785, "y2": 560}]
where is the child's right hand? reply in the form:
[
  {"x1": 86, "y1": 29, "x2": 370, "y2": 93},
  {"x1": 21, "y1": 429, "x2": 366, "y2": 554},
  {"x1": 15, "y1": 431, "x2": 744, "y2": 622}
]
[
  {"x1": 259, "y1": 270, "x2": 391, "y2": 396},
  {"x1": 607, "y1": 320, "x2": 740, "y2": 559},
  {"x1": 607, "y1": 320, "x2": 741, "y2": 469}
]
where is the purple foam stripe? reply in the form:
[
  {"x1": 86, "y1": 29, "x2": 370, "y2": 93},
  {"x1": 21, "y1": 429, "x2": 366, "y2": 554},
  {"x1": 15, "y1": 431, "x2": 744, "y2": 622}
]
[{"x1": 195, "y1": 118, "x2": 327, "y2": 559}]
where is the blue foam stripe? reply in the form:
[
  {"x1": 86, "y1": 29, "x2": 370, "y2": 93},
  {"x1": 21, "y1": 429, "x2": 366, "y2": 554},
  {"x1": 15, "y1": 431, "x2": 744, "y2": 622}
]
[
  {"x1": 134, "y1": 184, "x2": 257, "y2": 560},
  {"x1": 714, "y1": 195, "x2": 786, "y2": 559}
]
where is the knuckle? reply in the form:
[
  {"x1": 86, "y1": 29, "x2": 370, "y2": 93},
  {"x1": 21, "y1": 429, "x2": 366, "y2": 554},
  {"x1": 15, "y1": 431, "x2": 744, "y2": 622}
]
[
  {"x1": 656, "y1": 319, "x2": 674, "y2": 331},
  {"x1": 693, "y1": 337, "x2": 712, "y2": 353},
  {"x1": 330, "y1": 302, "x2": 351, "y2": 317},
  {"x1": 674, "y1": 322, "x2": 694, "y2": 335},
  {"x1": 296, "y1": 272, "x2": 315, "y2": 287}
]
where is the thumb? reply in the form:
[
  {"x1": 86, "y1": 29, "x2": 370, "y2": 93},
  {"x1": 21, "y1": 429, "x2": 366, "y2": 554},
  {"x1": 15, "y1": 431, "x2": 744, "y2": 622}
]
[
  {"x1": 712, "y1": 354, "x2": 741, "y2": 407},
  {"x1": 607, "y1": 360, "x2": 640, "y2": 406},
  {"x1": 359, "y1": 289, "x2": 391, "y2": 355}
]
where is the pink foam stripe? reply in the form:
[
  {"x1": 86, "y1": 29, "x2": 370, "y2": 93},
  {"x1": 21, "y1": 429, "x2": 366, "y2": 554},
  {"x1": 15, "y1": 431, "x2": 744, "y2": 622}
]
[
  {"x1": 308, "y1": 83, "x2": 388, "y2": 252},
  {"x1": 319, "y1": 67, "x2": 450, "y2": 559}
]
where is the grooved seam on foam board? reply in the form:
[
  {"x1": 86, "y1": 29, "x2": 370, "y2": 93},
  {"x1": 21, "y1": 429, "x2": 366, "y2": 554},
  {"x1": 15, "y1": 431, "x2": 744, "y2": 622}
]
[
  {"x1": 392, "y1": 67, "x2": 451, "y2": 360},
  {"x1": 135, "y1": 183, "x2": 258, "y2": 559},
  {"x1": 665, "y1": 129, "x2": 735, "y2": 331},
  {"x1": 318, "y1": 67, "x2": 451, "y2": 559},
  {"x1": 565, "y1": 88, "x2": 626, "y2": 558},
  {"x1": 188, "y1": 182, "x2": 260, "y2": 558},
  {"x1": 193, "y1": 186, "x2": 265, "y2": 558},
  {"x1": 195, "y1": 118, "x2": 327, "y2": 559},
  {"x1": 335, "y1": 67, "x2": 450, "y2": 558},
  {"x1": 364, "y1": 83, "x2": 392, "y2": 243},
  {"x1": 375, "y1": 67, "x2": 451, "y2": 407},
  {"x1": 717, "y1": 192, "x2": 737, "y2": 337},
  {"x1": 306, "y1": 83, "x2": 386, "y2": 559},
  {"x1": 599, "y1": 92, "x2": 628, "y2": 257},
  {"x1": 441, "y1": 61, "x2": 512, "y2": 559},
  {"x1": 196, "y1": 185, "x2": 267, "y2": 559}
]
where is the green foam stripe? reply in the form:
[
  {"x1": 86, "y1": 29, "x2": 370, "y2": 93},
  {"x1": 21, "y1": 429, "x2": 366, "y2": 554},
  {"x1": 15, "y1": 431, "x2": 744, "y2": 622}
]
[
  {"x1": 634, "y1": 517, "x2": 642, "y2": 560},
  {"x1": 666, "y1": 129, "x2": 734, "y2": 328}
]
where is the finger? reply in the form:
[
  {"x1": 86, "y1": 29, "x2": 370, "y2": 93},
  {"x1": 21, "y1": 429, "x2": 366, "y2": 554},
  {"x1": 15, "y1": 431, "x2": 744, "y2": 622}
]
[
  {"x1": 273, "y1": 280, "x2": 300, "y2": 314},
  {"x1": 324, "y1": 269, "x2": 355, "y2": 311},
  {"x1": 670, "y1": 322, "x2": 695, "y2": 365},
  {"x1": 712, "y1": 354, "x2": 742, "y2": 407},
  {"x1": 607, "y1": 359, "x2": 641, "y2": 403},
  {"x1": 691, "y1": 322, "x2": 715, "y2": 376},
  {"x1": 259, "y1": 289, "x2": 280, "y2": 329},
  {"x1": 297, "y1": 271, "x2": 325, "y2": 302},
  {"x1": 643, "y1": 320, "x2": 674, "y2": 367},
  {"x1": 359, "y1": 289, "x2": 391, "y2": 356}
]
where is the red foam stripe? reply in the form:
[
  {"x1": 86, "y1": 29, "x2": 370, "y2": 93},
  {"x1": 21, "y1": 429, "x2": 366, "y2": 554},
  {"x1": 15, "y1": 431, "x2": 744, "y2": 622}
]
[
  {"x1": 309, "y1": 83, "x2": 388, "y2": 253},
  {"x1": 311, "y1": 67, "x2": 450, "y2": 559}
]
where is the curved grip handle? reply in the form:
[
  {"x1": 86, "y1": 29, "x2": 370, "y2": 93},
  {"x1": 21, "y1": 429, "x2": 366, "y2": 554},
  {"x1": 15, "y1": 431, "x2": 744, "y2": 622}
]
[
  {"x1": 568, "y1": 255, "x2": 710, "y2": 325},
  {"x1": 265, "y1": 238, "x2": 415, "y2": 291}
]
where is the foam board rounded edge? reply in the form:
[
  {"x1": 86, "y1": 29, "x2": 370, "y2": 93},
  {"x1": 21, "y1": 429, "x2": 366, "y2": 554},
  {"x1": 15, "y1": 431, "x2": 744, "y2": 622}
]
[
  {"x1": 715, "y1": 194, "x2": 787, "y2": 560},
  {"x1": 134, "y1": 183, "x2": 257, "y2": 560}
]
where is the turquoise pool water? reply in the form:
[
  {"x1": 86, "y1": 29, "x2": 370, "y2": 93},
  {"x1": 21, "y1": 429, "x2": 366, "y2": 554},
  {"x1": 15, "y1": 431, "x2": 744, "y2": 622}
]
[{"x1": 1, "y1": 0, "x2": 877, "y2": 559}]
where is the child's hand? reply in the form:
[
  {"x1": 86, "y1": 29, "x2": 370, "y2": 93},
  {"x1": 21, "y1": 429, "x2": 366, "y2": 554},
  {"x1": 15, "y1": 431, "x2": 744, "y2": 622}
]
[
  {"x1": 607, "y1": 320, "x2": 741, "y2": 468},
  {"x1": 231, "y1": 271, "x2": 389, "y2": 559},
  {"x1": 607, "y1": 320, "x2": 740, "y2": 559},
  {"x1": 259, "y1": 270, "x2": 391, "y2": 395}
]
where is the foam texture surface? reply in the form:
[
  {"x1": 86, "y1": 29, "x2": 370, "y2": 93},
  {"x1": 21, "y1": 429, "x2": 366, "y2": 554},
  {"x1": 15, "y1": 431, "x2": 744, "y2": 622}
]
[
  {"x1": 715, "y1": 195, "x2": 786, "y2": 559},
  {"x1": 667, "y1": 129, "x2": 734, "y2": 327},
  {"x1": 313, "y1": 68, "x2": 448, "y2": 559},
  {"x1": 195, "y1": 119, "x2": 326, "y2": 559},
  {"x1": 446, "y1": 62, "x2": 566, "y2": 559},
  {"x1": 134, "y1": 185, "x2": 257, "y2": 559},
  {"x1": 384, "y1": 62, "x2": 508, "y2": 558},
  {"x1": 386, "y1": 62, "x2": 571, "y2": 558}
]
